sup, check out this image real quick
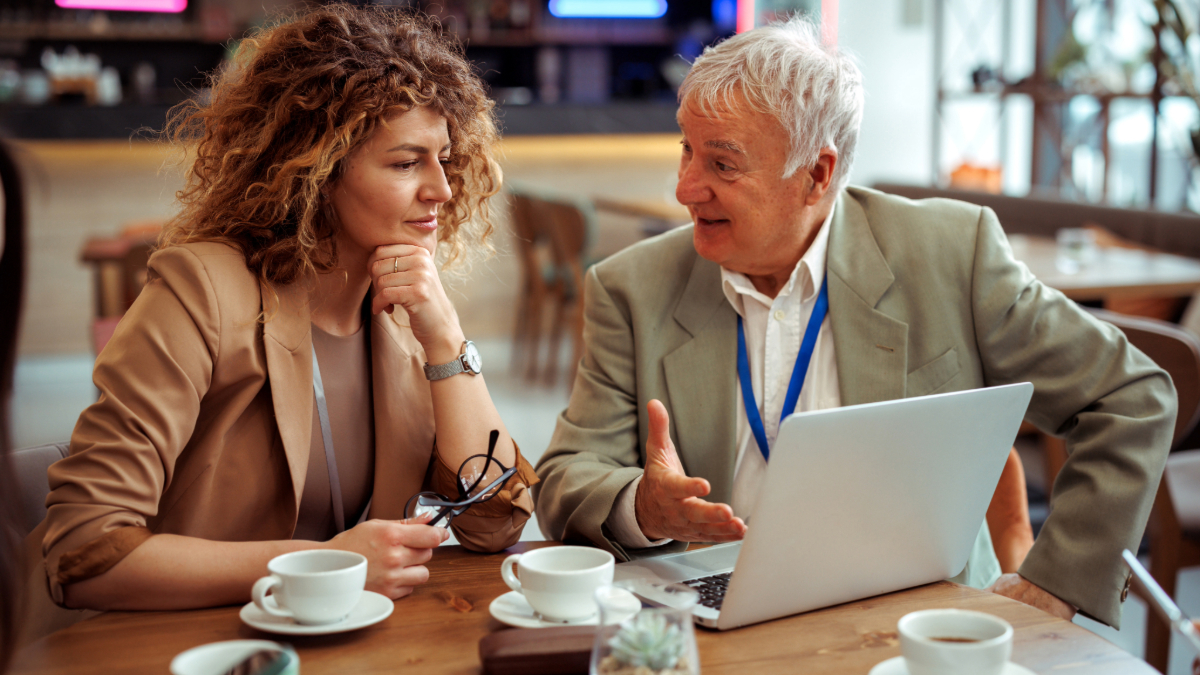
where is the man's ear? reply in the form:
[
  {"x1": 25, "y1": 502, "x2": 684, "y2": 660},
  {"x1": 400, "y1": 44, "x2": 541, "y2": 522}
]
[{"x1": 805, "y1": 148, "x2": 839, "y2": 206}]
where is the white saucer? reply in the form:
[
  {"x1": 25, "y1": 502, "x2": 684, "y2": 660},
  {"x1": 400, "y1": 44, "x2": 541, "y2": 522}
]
[
  {"x1": 239, "y1": 591, "x2": 393, "y2": 635},
  {"x1": 869, "y1": 656, "x2": 1037, "y2": 675},
  {"x1": 488, "y1": 588, "x2": 641, "y2": 629}
]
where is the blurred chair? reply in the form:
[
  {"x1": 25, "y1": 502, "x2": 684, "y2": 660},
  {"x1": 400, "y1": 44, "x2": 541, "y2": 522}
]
[
  {"x1": 1039, "y1": 310, "x2": 1200, "y2": 493},
  {"x1": 507, "y1": 187, "x2": 596, "y2": 387},
  {"x1": 540, "y1": 196, "x2": 596, "y2": 386},
  {"x1": 508, "y1": 189, "x2": 561, "y2": 381},
  {"x1": 11, "y1": 442, "x2": 69, "y2": 537},
  {"x1": 79, "y1": 219, "x2": 163, "y2": 354},
  {"x1": 1070, "y1": 309, "x2": 1200, "y2": 673}
]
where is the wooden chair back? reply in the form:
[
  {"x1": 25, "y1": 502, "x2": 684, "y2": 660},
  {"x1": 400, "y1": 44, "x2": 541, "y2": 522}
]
[
  {"x1": 1087, "y1": 308, "x2": 1200, "y2": 447},
  {"x1": 1085, "y1": 309, "x2": 1200, "y2": 672},
  {"x1": 541, "y1": 198, "x2": 591, "y2": 295},
  {"x1": 506, "y1": 189, "x2": 560, "y2": 380}
]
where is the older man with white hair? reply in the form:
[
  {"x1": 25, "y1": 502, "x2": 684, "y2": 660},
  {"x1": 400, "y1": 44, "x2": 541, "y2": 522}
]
[{"x1": 533, "y1": 16, "x2": 1174, "y2": 628}]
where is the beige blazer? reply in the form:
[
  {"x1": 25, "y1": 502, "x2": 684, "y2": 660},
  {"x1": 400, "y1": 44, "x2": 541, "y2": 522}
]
[
  {"x1": 534, "y1": 186, "x2": 1175, "y2": 628},
  {"x1": 37, "y1": 242, "x2": 536, "y2": 606}
]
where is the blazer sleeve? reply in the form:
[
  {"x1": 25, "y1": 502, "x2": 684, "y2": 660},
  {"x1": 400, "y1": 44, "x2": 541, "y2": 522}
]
[
  {"x1": 533, "y1": 266, "x2": 688, "y2": 561},
  {"x1": 41, "y1": 246, "x2": 222, "y2": 605},
  {"x1": 969, "y1": 207, "x2": 1175, "y2": 627}
]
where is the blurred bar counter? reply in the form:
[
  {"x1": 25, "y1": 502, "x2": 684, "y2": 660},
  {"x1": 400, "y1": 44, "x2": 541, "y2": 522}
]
[{"x1": 0, "y1": 101, "x2": 681, "y2": 139}]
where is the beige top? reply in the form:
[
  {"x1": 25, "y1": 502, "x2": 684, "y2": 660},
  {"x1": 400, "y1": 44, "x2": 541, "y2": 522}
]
[{"x1": 294, "y1": 323, "x2": 375, "y2": 541}]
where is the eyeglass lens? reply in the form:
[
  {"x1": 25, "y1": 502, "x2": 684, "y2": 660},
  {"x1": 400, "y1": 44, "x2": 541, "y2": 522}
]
[{"x1": 458, "y1": 429, "x2": 506, "y2": 501}]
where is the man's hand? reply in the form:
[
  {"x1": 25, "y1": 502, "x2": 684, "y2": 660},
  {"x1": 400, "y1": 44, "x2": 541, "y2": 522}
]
[
  {"x1": 988, "y1": 573, "x2": 1076, "y2": 621},
  {"x1": 634, "y1": 399, "x2": 747, "y2": 542}
]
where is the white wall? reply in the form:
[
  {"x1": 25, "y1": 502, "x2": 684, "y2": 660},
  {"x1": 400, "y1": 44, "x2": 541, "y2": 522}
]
[{"x1": 839, "y1": 0, "x2": 936, "y2": 188}]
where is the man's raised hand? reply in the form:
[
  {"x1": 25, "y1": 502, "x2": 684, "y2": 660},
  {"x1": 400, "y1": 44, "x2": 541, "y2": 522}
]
[{"x1": 634, "y1": 399, "x2": 747, "y2": 542}]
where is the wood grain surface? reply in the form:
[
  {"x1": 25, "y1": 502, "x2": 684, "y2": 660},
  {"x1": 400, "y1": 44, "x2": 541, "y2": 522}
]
[{"x1": 11, "y1": 541, "x2": 1154, "y2": 674}]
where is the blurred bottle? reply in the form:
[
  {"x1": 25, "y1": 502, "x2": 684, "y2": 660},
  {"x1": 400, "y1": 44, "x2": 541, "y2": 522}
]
[
  {"x1": 469, "y1": 0, "x2": 490, "y2": 41},
  {"x1": 96, "y1": 66, "x2": 121, "y2": 106},
  {"x1": 0, "y1": 61, "x2": 19, "y2": 104},
  {"x1": 133, "y1": 62, "x2": 156, "y2": 103},
  {"x1": 509, "y1": 0, "x2": 531, "y2": 28},
  {"x1": 489, "y1": 0, "x2": 511, "y2": 32},
  {"x1": 19, "y1": 71, "x2": 49, "y2": 105},
  {"x1": 537, "y1": 46, "x2": 561, "y2": 104}
]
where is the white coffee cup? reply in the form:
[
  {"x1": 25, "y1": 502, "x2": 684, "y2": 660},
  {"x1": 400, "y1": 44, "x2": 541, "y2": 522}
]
[
  {"x1": 501, "y1": 546, "x2": 615, "y2": 623},
  {"x1": 251, "y1": 549, "x2": 366, "y2": 625},
  {"x1": 898, "y1": 609, "x2": 1013, "y2": 675}
]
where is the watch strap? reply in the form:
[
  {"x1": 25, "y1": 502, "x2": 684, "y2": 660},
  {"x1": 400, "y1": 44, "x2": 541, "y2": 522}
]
[
  {"x1": 424, "y1": 356, "x2": 466, "y2": 381},
  {"x1": 424, "y1": 340, "x2": 479, "y2": 381}
]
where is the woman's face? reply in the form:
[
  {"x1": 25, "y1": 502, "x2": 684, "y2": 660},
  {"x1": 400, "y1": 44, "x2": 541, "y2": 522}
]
[{"x1": 329, "y1": 106, "x2": 453, "y2": 262}]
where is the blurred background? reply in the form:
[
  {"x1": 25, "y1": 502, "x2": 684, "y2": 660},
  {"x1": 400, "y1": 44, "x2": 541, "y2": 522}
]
[{"x1": 9, "y1": 0, "x2": 1200, "y2": 672}]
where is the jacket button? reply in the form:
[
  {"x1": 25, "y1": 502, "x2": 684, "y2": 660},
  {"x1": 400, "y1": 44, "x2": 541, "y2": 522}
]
[{"x1": 1120, "y1": 573, "x2": 1131, "y2": 602}]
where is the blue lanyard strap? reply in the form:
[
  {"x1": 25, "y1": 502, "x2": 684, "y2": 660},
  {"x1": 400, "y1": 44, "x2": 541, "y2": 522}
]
[{"x1": 737, "y1": 277, "x2": 829, "y2": 462}]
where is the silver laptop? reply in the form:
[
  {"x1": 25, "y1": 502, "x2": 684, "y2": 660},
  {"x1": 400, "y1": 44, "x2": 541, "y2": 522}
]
[{"x1": 614, "y1": 382, "x2": 1035, "y2": 630}]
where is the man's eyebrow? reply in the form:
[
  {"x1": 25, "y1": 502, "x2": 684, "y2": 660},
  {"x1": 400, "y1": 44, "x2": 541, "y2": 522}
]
[
  {"x1": 706, "y1": 139, "x2": 745, "y2": 154},
  {"x1": 386, "y1": 142, "x2": 453, "y2": 153}
]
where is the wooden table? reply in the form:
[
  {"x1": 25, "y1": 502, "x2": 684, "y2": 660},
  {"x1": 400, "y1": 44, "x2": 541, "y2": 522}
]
[
  {"x1": 12, "y1": 542, "x2": 1154, "y2": 675},
  {"x1": 1009, "y1": 234, "x2": 1200, "y2": 301}
]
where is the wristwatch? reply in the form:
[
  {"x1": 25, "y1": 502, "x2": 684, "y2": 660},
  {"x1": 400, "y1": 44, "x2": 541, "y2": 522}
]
[{"x1": 424, "y1": 340, "x2": 482, "y2": 380}]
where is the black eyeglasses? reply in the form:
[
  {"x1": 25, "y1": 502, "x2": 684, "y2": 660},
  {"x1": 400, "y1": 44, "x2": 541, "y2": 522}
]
[{"x1": 404, "y1": 429, "x2": 517, "y2": 528}]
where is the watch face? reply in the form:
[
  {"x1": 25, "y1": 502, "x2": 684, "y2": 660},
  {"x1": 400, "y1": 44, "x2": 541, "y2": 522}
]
[{"x1": 464, "y1": 342, "x2": 482, "y2": 373}]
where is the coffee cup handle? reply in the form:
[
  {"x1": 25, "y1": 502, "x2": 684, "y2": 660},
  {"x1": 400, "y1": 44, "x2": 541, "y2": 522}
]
[
  {"x1": 251, "y1": 575, "x2": 294, "y2": 619},
  {"x1": 501, "y1": 554, "x2": 522, "y2": 593}
]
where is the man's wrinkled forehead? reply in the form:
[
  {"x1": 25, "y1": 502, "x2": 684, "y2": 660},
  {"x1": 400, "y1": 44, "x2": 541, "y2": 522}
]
[{"x1": 676, "y1": 96, "x2": 755, "y2": 156}]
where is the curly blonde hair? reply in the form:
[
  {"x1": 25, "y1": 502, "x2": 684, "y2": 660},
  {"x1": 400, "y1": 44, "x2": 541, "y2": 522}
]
[{"x1": 160, "y1": 4, "x2": 501, "y2": 286}]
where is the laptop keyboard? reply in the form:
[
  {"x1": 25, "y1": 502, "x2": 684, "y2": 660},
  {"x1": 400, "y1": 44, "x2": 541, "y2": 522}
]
[{"x1": 681, "y1": 572, "x2": 731, "y2": 610}]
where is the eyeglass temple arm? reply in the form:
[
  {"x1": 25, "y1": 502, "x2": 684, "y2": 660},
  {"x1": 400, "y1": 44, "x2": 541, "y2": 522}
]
[{"x1": 459, "y1": 429, "x2": 502, "y2": 499}]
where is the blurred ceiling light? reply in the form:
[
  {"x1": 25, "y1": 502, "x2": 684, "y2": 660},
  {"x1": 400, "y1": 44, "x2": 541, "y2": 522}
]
[
  {"x1": 55, "y1": 0, "x2": 186, "y2": 12},
  {"x1": 549, "y1": 0, "x2": 666, "y2": 19}
]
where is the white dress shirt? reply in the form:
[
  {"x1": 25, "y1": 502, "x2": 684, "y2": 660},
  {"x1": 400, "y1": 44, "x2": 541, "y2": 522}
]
[{"x1": 607, "y1": 205, "x2": 840, "y2": 548}]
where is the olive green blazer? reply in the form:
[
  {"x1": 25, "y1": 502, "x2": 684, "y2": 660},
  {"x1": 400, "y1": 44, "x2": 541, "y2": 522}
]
[{"x1": 534, "y1": 186, "x2": 1175, "y2": 628}]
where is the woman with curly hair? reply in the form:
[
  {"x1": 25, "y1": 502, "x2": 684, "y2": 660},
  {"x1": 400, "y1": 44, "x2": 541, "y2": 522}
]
[{"x1": 34, "y1": 4, "x2": 537, "y2": 612}]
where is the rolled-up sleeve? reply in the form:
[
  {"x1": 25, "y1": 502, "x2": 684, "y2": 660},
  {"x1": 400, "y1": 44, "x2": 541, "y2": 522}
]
[
  {"x1": 42, "y1": 247, "x2": 220, "y2": 605},
  {"x1": 431, "y1": 441, "x2": 539, "y2": 552}
]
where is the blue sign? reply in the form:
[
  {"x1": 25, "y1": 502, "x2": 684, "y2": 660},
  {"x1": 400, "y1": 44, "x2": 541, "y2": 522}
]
[{"x1": 549, "y1": 0, "x2": 668, "y2": 19}]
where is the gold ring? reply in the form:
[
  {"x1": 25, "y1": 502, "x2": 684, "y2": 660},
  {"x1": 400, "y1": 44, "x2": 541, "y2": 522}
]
[{"x1": 393, "y1": 257, "x2": 399, "y2": 274}]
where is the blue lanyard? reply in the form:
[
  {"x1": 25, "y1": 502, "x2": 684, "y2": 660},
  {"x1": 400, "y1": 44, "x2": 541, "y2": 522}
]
[{"x1": 737, "y1": 277, "x2": 829, "y2": 462}]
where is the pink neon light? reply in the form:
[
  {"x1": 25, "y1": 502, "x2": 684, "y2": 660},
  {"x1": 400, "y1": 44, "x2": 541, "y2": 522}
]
[
  {"x1": 736, "y1": 0, "x2": 755, "y2": 33},
  {"x1": 821, "y1": 0, "x2": 838, "y2": 43},
  {"x1": 56, "y1": 0, "x2": 186, "y2": 12}
]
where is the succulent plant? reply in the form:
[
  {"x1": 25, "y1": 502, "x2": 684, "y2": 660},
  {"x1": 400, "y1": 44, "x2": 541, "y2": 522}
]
[{"x1": 606, "y1": 612, "x2": 687, "y2": 671}]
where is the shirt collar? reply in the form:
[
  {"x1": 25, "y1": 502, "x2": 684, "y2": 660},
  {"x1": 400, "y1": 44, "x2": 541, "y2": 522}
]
[{"x1": 721, "y1": 200, "x2": 836, "y2": 316}]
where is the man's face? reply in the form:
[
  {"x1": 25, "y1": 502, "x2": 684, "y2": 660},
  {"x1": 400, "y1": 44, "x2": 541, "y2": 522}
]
[{"x1": 675, "y1": 96, "x2": 821, "y2": 280}]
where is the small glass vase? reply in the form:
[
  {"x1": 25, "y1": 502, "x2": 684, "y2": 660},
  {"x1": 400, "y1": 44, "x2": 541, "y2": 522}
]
[{"x1": 590, "y1": 580, "x2": 700, "y2": 675}]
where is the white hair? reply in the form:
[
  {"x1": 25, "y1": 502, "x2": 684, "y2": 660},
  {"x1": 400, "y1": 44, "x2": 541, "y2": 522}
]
[{"x1": 678, "y1": 15, "x2": 864, "y2": 191}]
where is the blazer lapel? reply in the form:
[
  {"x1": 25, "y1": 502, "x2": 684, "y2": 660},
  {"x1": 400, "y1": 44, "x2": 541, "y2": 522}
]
[
  {"x1": 367, "y1": 310, "x2": 435, "y2": 519},
  {"x1": 662, "y1": 253, "x2": 739, "y2": 505},
  {"x1": 261, "y1": 281, "x2": 315, "y2": 514},
  {"x1": 827, "y1": 191, "x2": 908, "y2": 406}
]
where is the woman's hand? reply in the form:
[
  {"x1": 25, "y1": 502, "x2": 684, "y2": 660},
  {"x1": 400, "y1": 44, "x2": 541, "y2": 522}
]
[
  {"x1": 368, "y1": 244, "x2": 465, "y2": 363},
  {"x1": 322, "y1": 514, "x2": 450, "y2": 600}
]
